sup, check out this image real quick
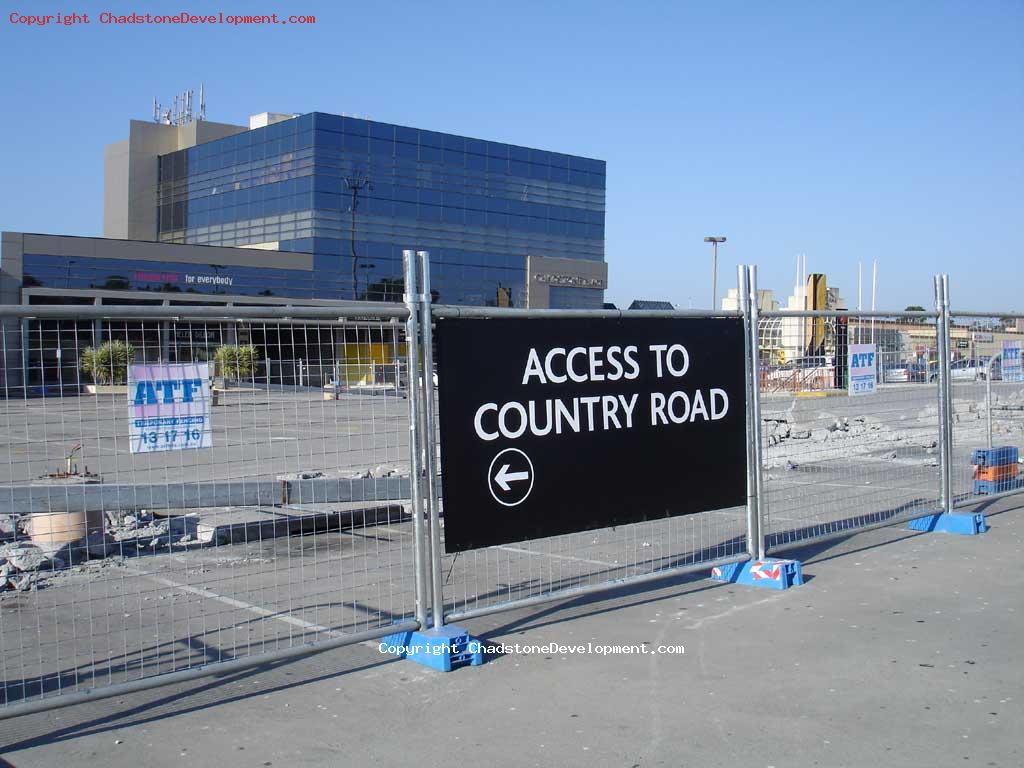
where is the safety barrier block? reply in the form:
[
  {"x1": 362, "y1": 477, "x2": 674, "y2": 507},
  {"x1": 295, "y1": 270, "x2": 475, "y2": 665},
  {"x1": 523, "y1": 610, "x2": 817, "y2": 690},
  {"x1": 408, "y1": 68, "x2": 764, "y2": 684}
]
[
  {"x1": 907, "y1": 512, "x2": 988, "y2": 535},
  {"x1": 973, "y1": 477, "x2": 1024, "y2": 495},
  {"x1": 974, "y1": 463, "x2": 1019, "y2": 482},
  {"x1": 710, "y1": 558, "x2": 804, "y2": 590},
  {"x1": 379, "y1": 625, "x2": 484, "y2": 672},
  {"x1": 971, "y1": 446, "x2": 1019, "y2": 467}
]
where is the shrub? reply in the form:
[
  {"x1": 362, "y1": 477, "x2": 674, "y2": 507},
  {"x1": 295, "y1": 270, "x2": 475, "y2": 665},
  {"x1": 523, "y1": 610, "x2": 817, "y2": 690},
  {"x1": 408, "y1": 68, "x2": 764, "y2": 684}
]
[
  {"x1": 79, "y1": 340, "x2": 135, "y2": 385},
  {"x1": 214, "y1": 344, "x2": 261, "y2": 381}
]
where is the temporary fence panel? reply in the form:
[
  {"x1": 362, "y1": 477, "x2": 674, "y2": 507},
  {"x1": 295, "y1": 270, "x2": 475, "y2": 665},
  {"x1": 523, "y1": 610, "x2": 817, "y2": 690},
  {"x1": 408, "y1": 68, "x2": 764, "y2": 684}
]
[
  {"x1": 427, "y1": 305, "x2": 752, "y2": 624},
  {"x1": 0, "y1": 306, "x2": 420, "y2": 711},
  {"x1": 946, "y1": 312, "x2": 1024, "y2": 507},
  {"x1": 757, "y1": 310, "x2": 946, "y2": 551}
]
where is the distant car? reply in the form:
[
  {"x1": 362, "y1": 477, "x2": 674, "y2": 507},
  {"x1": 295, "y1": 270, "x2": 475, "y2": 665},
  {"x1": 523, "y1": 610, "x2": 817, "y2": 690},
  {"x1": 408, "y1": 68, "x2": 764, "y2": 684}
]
[
  {"x1": 882, "y1": 365, "x2": 909, "y2": 383},
  {"x1": 883, "y1": 362, "x2": 929, "y2": 383},
  {"x1": 979, "y1": 357, "x2": 1001, "y2": 381},
  {"x1": 950, "y1": 358, "x2": 989, "y2": 381}
]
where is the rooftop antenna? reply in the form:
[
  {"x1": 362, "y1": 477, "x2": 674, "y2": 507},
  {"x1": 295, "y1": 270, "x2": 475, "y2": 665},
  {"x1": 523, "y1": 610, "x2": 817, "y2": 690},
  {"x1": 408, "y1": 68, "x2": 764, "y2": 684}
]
[{"x1": 153, "y1": 86, "x2": 205, "y2": 125}]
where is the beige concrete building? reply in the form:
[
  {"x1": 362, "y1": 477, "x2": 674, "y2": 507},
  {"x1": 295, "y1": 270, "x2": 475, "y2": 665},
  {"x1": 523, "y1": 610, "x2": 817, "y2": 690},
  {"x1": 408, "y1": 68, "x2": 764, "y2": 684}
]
[{"x1": 104, "y1": 119, "x2": 248, "y2": 242}]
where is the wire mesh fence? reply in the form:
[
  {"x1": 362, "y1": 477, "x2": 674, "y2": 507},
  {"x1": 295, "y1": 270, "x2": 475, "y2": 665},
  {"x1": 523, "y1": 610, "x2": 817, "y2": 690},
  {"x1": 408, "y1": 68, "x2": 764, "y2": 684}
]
[
  {"x1": 0, "y1": 307, "x2": 418, "y2": 708},
  {"x1": 946, "y1": 314, "x2": 1024, "y2": 507},
  {"x1": 757, "y1": 312, "x2": 945, "y2": 551},
  {"x1": 437, "y1": 508, "x2": 750, "y2": 621},
  {"x1": 2, "y1": 260, "x2": 1022, "y2": 717}
]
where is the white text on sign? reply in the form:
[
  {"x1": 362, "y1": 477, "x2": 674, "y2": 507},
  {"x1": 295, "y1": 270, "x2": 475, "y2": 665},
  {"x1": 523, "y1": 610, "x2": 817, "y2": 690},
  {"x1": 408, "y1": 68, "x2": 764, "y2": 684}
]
[{"x1": 475, "y1": 343, "x2": 730, "y2": 441}]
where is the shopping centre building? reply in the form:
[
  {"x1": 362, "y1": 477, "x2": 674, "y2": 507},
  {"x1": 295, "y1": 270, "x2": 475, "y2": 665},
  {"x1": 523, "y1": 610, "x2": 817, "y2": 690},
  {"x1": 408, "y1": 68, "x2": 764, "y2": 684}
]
[{"x1": 0, "y1": 107, "x2": 607, "y2": 389}]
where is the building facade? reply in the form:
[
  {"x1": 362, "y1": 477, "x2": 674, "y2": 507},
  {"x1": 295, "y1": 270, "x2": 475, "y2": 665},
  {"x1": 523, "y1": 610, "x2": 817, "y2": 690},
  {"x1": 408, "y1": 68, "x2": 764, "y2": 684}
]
[
  {"x1": 1, "y1": 109, "x2": 607, "y2": 392},
  {"x1": 149, "y1": 111, "x2": 606, "y2": 308}
]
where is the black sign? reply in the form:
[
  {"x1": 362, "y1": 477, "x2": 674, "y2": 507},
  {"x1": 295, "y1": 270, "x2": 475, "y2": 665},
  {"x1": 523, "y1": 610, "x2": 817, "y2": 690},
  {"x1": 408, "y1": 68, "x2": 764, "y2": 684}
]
[{"x1": 436, "y1": 317, "x2": 748, "y2": 552}]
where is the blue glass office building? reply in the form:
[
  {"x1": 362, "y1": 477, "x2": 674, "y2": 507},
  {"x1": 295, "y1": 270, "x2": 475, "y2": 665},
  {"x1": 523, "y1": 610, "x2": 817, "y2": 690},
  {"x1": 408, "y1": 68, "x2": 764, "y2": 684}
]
[{"x1": 155, "y1": 112, "x2": 606, "y2": 308}]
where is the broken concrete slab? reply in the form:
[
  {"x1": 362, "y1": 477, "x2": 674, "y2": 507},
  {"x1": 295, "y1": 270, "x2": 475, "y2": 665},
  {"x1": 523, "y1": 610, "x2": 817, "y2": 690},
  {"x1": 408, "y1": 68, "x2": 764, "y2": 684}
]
[
  {"x1": 3, "y1": 475, "x2": 413, "y2": 515},
  {"x1": 0, "y1": 514, "x2": 16, "y2": 542},
  {"x1": 191, "y1": 503, "x2": 409, "y2": 546},
  {"x1": 0, "y1": 542, "x2": 54, "y2": 572}
]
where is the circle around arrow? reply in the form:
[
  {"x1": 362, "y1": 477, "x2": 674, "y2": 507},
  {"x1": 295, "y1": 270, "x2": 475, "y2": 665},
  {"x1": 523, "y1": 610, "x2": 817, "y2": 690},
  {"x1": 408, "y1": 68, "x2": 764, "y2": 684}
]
[{"x1": 487, "y1": 447, "x2": 535, "y2": 507}]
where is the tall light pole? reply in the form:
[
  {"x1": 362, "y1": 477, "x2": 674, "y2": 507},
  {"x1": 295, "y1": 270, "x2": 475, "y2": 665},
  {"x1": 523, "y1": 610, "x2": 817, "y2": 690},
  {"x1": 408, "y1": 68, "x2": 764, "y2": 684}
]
[
  {"x1": 344, "y1": 171, "x2": 373, "y2": 300},
  {"x1": 704, "y1": 236, "x2": 726, "y2": 309}
]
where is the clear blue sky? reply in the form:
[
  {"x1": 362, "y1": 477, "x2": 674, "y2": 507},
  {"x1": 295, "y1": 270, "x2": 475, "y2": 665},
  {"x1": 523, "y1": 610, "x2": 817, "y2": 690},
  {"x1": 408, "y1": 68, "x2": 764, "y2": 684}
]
[{"x1": 2, "y1": 0, "x2": 1021, "y2": 310}]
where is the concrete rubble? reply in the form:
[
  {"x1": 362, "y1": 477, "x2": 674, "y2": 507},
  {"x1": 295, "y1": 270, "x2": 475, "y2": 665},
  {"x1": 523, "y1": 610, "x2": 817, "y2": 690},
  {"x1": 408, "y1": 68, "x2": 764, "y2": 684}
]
[
  {"x1": 759, "y1": 386, "x2": 1024, "y2": 473},
  {"x1": 1, "y1": 459, "x2": 415, "y2": 592},
  {"x1": 275, "y1": 463, "x2": 408, "y2": 483},
  {"x1": 104, "y1": 509, "x2": 201, "y2": 549},
  {"x1": 0, "y1": 514, "x2": 17, "y2": 542},
  {"x1": 762, "y1": 406, "x2": 942, "y2": 469},
  {"x1": 0, "y1": 542, "x2": 59, "y2": 592}
]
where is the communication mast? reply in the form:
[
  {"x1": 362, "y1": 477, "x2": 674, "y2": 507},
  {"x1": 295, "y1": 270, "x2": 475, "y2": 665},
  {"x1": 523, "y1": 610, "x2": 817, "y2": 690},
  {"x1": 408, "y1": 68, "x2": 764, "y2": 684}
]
[{"x1": 152, "y1": 84, "x2": 207, "y2": 126}]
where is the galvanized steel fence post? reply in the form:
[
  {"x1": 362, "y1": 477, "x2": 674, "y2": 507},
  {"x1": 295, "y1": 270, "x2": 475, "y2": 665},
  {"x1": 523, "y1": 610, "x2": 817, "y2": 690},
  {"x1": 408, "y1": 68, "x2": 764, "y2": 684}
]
[
  {"x1": 746, "y1": 265, "x2": 767, "y2": 560},
  {"x1": 416, "y1": 250, "x2": 445, "y2": 629},
  {"x1": 985, "y1": 353, "x2": 1001, "y2": 450},
  {"x1": 403, "y1": 249, "x2": 430, "y2": 626},
  {"x1": 942, "y1": 275, "x2": 956, "y2": 514},
  {"x1": 934, "y1": 274, "x2": 954, "y2": 515},
  {"x1": 738, "y1": 265, "x2": 761, "y2": 561}
]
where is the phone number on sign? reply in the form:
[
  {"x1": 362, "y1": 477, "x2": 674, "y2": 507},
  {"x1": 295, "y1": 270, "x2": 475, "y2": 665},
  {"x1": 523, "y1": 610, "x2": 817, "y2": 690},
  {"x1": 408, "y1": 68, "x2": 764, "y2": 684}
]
[{"x1": 137, "y1": 428, "x2": 205, "y2": 447}]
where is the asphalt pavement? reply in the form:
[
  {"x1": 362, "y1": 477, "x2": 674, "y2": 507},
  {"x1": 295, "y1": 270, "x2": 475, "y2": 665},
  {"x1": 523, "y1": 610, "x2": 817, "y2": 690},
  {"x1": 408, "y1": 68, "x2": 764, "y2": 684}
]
[{"x1": 1, "y1": 494, "x2": 1020, "y2": 768}]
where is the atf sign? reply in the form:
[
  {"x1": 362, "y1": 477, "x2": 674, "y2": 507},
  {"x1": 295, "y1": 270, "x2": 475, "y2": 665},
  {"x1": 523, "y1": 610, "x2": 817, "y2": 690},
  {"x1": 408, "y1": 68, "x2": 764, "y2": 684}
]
[
  {"x1": 128, "y1": 363, "x2": 212, "y2": 453},
  {"x1": 1004, "y1": 340, "x2": 1023, "y2": 383},
  {"x1": 435, "y1": 317, "x2": 747, "y2": 552},
  {"x1": 848, "y1": 344, "x2": 877, "y2": 396}
]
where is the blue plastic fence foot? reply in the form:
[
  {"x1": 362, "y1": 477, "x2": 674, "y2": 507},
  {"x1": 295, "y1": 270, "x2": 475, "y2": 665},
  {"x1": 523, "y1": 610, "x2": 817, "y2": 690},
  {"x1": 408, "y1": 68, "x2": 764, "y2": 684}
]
[
  {"x1": 907, "y1": 512, "x2": 988, "y2": 535},
  {"x1": 710, "y1": 558, "x2": 804, "y2": 590},
  {"x1": 379, "y1": 624, "x2": 484, "y2": 672}
]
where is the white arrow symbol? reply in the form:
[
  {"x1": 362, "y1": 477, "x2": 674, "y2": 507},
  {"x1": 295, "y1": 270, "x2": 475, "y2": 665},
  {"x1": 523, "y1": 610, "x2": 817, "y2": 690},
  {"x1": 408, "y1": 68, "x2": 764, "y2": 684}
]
[{"x1": 494, "y1": 464, "x2": 530, "y2": 492}]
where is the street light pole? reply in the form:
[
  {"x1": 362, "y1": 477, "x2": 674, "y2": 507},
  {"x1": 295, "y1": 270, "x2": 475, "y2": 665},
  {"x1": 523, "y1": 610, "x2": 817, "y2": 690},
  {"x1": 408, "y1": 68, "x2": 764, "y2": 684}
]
[
  {"x1": 704, "y1": 236, "x2": 726, "y2": 309},
  {"x1": 344, "y1": 172, "x2": 373, "y2": 300}
]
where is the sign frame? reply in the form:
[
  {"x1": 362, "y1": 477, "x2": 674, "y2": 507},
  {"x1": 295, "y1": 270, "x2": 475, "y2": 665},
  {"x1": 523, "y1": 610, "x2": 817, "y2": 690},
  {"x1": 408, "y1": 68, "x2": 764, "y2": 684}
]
[{"x1": 435, "y1": 316, "x2": 749, "y2": 553}]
